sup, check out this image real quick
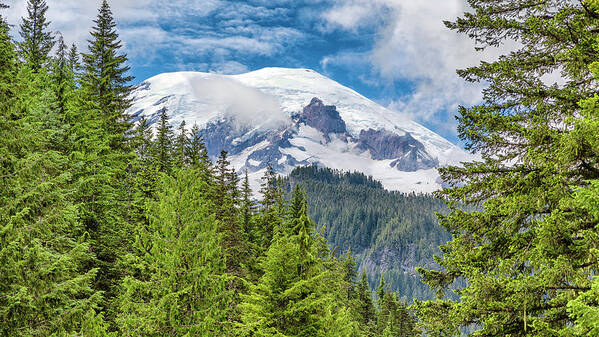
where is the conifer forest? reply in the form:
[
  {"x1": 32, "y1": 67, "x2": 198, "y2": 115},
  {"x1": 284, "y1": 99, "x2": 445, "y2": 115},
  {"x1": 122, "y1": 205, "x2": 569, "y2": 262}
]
[{"x1": 2, "y1": 0, "x2": 599, "y2": 336}]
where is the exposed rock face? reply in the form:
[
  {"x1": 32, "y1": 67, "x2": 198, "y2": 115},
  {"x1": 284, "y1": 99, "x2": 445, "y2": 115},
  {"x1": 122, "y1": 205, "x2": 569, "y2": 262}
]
[
  {"x1": 297, "y1": 97, "x2": 347, "y2": 137},
  {"x1": 357, "y1": 129, "x2": 438, "y2": 171}
]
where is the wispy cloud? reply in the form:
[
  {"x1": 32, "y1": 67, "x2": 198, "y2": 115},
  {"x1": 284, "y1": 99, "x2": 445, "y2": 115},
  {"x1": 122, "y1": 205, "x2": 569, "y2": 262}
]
[{"x1": 3, "y1": 0, "x2": 309, "y2": 75}]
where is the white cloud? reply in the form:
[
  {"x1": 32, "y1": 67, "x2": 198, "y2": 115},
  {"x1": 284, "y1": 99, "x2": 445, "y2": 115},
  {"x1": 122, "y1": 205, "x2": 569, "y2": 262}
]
[
  {"x1": 2, "y1": 0, "x2": 305, "y2": 73},
  {"x1": 321, "y1": 0, "x2": 515, "y2": 134},
  {"x1": 189, "y1": 77, "x2": 290, "y2": 130}
]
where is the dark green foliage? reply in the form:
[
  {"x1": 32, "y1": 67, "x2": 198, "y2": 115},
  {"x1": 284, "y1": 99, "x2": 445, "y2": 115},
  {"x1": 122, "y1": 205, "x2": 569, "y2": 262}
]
[
  {"x1": 173, "y1": 120, "x2": 186, "y2": 167},
  {"x1": 68, "y1": 43, "x2": 80, "y2": 74},
  {"x1": 238, "y1": 190, "x2": 360, "y2": 337},
  {"x1": 52, "y1": 35, "x2": 77, "y2": 116},
  {"x1": 81, "y1": 0, "x2": 133, "y2": 140},
  {"x1": 69, "y1": 0, "x2": 137, "y2": 310},
  {"x1": 281, "y1": 165, "x2": 451, "y2": 300},
  {"x1": 153, "y1": 107, "x2": 174, "y2": 174},
  {"x1": 0, "y1": 8, "x2": 15, "y2": 114},
  {"x1": 18, "y1": 0, "x2": 54, "y2": 70}
]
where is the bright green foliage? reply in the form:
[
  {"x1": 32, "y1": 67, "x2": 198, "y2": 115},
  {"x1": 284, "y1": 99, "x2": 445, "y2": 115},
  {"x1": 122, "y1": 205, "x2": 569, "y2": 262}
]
[
  {"x1": 239, "y1": 190, "x2": 359, "y2": 337},
  {"x1": 80, "y1": 309, "x2": 116, "y2": 337},
  {"x1": 18, "y1": 0, "x2": 54, "y2": 70},
  {"x1": 376, "y1": 287, "x2": 416, "y2": 337},
  {"x1": 116, "y1": 169, "x2": 228, "y2": 336},
  {"x1": 70, "y1": 0, "x2": 137, "y2": 307},
  {"x1": 214, "y1": 151, "x2": 244, "y2": 260},
  {"x1": 0, "y1": 39, "x2": 101, "y2": 336},
  {"x1": 0, "y1": 7, "x2": 16, "y2": 114},
  {"x1": 415, "y1": 1, "x2": 599, "y2": 336}
]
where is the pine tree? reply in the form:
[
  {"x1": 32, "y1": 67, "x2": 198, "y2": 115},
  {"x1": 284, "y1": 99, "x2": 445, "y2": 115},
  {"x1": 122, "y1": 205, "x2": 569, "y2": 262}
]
[
  {"x1": 68, "y1": 43, "x2": 80, "y2": 74},
  {"x1": 81, "y1": 0, "x2": 133, "y2": 140},
  {"x1": 256, "y1": 164, "x2": 284, "y2": 247},
  {"x1": 116, "y1": 169, "x2": 228, "y2": 336},
  {"x1": 1, "y1": 22, "x2": 101, "y2": 333},
  {"x1": 355, "y1": 271, "x2": 376, "y2": 333},
  {"x1": 18, "y1": 0, "x2": 54, "y2": 70},
  {"x1": 415, "y1": 1, "x2": 599, "y2": 336},
  {"x1": 153, "y1": 107, "x2": 174, "y2": 174},
  {"x1": 52, "y1": 35, "x2": 77, "y2": 116},
  {"x1": 70, "y1": 0, "x2": 136, "y2": 309},
  {"x1": 0, "y1": 4, "x2": 15, "y2": 114},
  {"x1": 173, "y1": 120, "x2": 187, "y2": 167},
  {"x1": 239, "y1": 193, "x2": 359, "y2": 336},
  {"x1": 241, "y1": 170, "x2": 255, "y2": 235},
  {"x1": 186, "y1": 123, "x2": 212, "y2": 181}
]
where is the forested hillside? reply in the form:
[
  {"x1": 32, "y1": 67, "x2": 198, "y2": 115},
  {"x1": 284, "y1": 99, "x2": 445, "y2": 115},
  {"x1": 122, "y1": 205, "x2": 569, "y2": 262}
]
[{"x1": 281, "y1": 166, "x2": 451, "y2": 300}]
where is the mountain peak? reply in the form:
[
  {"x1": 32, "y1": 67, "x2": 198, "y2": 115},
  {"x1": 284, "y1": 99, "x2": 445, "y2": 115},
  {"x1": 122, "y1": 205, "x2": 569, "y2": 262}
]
[{"x1": 129, "y1": 68, "x2": 473, "y2": 193}]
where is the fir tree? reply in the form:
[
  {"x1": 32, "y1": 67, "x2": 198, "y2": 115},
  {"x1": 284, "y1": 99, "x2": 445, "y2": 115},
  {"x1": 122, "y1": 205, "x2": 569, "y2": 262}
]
[
  {"x1": 241, "y1": 170, "x2": 255, "y2": 235},
  {"x1": 153, "y1": 107, "x2": 174, "y2": 174},
  {"x1": 0, "y1": 5, "x2": 15, "y2": 114},
  {"x1": 355, "y1": 271, "x2": 376, "y2": 333},
  {"x1": 117, "y1": 169, "x2": 228, "y2": 335},
  {"x1": 173, "y1": 120, "x2": 187, "y2": 167},
  {"x1": 52, "y1": 35, "x2": 76, "y2": 116},
  {"x1": 18, "y1": 0, "x2": 54, "y2": 70},
  {"x1": 70, "y1": 0, "x2": 137, "y2": 309},
  {"x1": 415, "y1": 1, "x2": 599, "y2": 336},
  {"x1": 68, "y1": 43, "x2": 80, "y2": 74},
  {"x1": 81, "y1": 0, "x2": 133, "y2": 140},
  {"x1": 186, "y1": 123, "x2": 212, "y2": 181},
  {"x1": 239, "y1": 192, "x2": 359, "y2": 336},
  {"x1": 1, "y1": 28, "x2": 101, "y2": 334}
]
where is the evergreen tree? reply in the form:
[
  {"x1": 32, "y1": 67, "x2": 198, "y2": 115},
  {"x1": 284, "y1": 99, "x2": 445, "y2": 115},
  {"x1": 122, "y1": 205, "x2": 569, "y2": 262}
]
[
  {"x1": 117, "y1": 169, "x2": 228, "y2": 336},
  {"x1": 173, "y1": 120, "x2": 187, "y2": 167},
  {"x1": 68, "y1": 43, "x2": 80, "y2": 74},
  {"x1": 186, "y1": 123, "x2": 212, "y2": 181},
  {"x1": 239, "y1": 200, "x2": 358, "y2": 337},
  {"x1": 0, "y1": 4, "x2": 15, "y2": 114},
  {"x1": 355, "y1": 272, "x2": 376, "y2": 333},
  {"x1": 1, "y1": 23, "x2": 101, "y2": 334},
  {"x1": 153, "y1": 107, "x2": 174, "y2": 174},
  {"x1": 52, "y1": 35, "x2": 76, "y2": 116},
  {"x1": 415, "y1": 1, "x2": 599, "y2": 336},
  {"x1": 241, "y1": 170, "x2": 256, "y2": 235},
  {"x1": 18, "y1": 0, "x2": 54, "y2": 70},
  {"x1": 81, "y1": 0, "x2": 133, "y2": 140},
  {"x1": 256, "y1": 164, "x2": 284, "y2": 248},
  {"x1": 70, "y1": 0, "x2": 136, "y2": 310}
]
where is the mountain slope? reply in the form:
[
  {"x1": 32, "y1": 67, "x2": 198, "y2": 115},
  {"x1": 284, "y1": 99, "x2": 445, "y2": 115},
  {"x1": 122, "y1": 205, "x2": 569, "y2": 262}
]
[
  {"x1": 281, "y1": 166, "x2": 451, "y2": 300},
  {"x1": 128, "y1": 67, "x2": 472, "y2": 193}
]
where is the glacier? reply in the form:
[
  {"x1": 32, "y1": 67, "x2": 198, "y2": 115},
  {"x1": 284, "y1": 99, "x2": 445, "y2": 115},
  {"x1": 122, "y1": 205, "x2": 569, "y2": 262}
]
[{"x1": 128, "y1": 67, "x2": 473, "y2": 193}]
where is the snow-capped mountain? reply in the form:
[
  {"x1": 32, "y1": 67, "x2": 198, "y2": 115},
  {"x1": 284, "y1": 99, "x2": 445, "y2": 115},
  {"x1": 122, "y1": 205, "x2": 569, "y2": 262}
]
[{"x1": 128, "y1": 67, "x2": 472, "y2": 193}]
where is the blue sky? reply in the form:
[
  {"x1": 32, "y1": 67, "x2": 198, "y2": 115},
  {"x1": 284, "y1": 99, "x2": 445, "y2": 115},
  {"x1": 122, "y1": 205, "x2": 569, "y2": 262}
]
[{"x1": 5, "y1": 0, "x2": 500, "y2": 146}]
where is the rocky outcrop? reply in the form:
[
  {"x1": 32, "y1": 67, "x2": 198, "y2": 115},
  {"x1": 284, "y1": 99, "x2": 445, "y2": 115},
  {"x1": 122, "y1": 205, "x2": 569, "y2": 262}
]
[
  {"x1": 357, "y1": 129, "x2": 438, "y2": 171},
  {"x1": 296, "y1": 97, "x2": 347, "y2": 138}
]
